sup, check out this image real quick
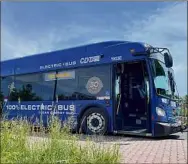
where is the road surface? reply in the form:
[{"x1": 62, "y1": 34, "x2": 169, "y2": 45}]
[{"x1": 78, "y1": 131, "x2": 187, "y2": 164}]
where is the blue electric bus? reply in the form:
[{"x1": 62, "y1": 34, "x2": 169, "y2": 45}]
[{"x1": 0, "y1": 41, "x2": 186, "y2": 137}]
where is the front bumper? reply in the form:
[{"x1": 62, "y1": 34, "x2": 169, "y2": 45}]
[{"x1": 154, "y1": 122, "x2": 186, "y2": 137}]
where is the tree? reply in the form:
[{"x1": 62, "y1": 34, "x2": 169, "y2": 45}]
[
  {"x1": 8, "y1": 84, "x2": 42, "y2": 101},
  {"x1": 183, "y1": 95, "x2": 188, "y2": 110},
  {"x1": 0, "y1": 92, "x2": 4, "y2": 115},
  {"x1": 180, "y1": 95, "x2": 188, "y2": 117}
]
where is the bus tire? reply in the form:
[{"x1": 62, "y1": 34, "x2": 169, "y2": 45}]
[{"x1": 79, "y1": 107, "x2": 108, "y2": 135}]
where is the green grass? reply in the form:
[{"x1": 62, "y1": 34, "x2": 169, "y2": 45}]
[
  {"x1": 178, "y1": 107, "x2": 188, "y2": 126},
  {"x1": 1, "y1": 116, "x2": 120, "y2": 164}
]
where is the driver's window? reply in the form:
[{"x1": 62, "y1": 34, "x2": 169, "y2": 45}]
[
  {"x1": 115, "y1": 76, "x2": 120, "y2": 96},
  {"x1": 115, "y1": 64, "x2": 121, "y2": 100}
]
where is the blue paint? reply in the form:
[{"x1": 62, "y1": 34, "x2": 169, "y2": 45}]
[
  {"x1": 3, "y1": 100, "x2": 113, "y2": 131},
  {"x1": 1, "y1": 41, "x2": 181, "y2": 136},
  {"x1": 1, "y1": 41, "x2": 146, "y2": 76}
]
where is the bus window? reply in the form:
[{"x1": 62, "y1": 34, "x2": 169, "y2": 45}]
[
  {"x1": 12, "y1": 73, "x2": 55, "y2": 101},
  {"x1": 1, "y1": 76, "x2": 14, "y2": 99},
  {"x1": 55, "y1": 65, "x2": 111, "y2": 100},
  {"x1": 77, "y1": 65, "x2": 111, "y2": 100},
  {"x1": 55, "y1": 70, "x2": 77, "y2": 100}
]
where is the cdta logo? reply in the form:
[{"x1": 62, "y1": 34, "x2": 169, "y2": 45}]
[{"x1": 80, "y1": 55, "x2": 100, "y2": 64}]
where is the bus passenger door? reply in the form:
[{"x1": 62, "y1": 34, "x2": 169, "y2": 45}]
[{"x1": 115, "y1": 60, "x2": 150, "y2": 133}]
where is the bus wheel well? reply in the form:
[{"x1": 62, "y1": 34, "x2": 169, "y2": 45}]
[{"x1": 77, "y1": 105, "x2": 108, "y2": 132}]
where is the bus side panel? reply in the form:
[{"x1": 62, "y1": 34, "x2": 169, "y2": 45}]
[
  {"x1": 3, "y1": 100, "x2": 113, "y2": 132},
  {"x1": 3, "y1": 101, "x2": 56, "y2": 126}
]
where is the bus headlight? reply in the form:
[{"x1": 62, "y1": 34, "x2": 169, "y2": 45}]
[{"x1": 156, "y1": 107, "x2": 166, "y2": 117}]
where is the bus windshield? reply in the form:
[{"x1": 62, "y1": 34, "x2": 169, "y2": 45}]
[
  {"x1": 152, "y1": 59, "x2": 171, "y2": 97},
  {"x1": 151, "y1": 59, "x2": 178, "y2": 98},
  {"x1": 168, "y1": 67, "x2": 179, "y2": 100},
  {"x1": 149, "y1": 50, "x2": 180, "y2": 99}
]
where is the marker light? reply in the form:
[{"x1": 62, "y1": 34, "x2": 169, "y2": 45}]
[
  {"x1": 130, "y1": 49, "x2": 135, "y2": 54},
  {"x1": 156, "y1": 107, "x2": 166, "y2": 117}
]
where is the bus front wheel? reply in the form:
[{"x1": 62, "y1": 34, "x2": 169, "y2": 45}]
[{"x1": 79, "y1": 107, "x2": 108, "y2": 135}]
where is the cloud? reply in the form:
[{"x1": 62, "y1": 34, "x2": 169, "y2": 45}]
[
  {"x1": 1, "y1": 26, "x2": 40, "y2": 60},
  {"x1": 122, "y1": 2, "x2": 187, "y2": 96},
  {"x1": 1, "y1": 22, "x2": 119, "y2": 61},
  {"x1": 77, "y1": 2, "x2": 187, "y2": 95},
  {"x1": 1, "y1": 24, "x2": 92, "y2": 60},
  {"x1": 1, "y1": 2, "x2": 187, "y2": 95}
]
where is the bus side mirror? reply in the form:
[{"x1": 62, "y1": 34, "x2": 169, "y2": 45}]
[{"x1": 164, "y1": 52, "x2": 173, "y2": 68}]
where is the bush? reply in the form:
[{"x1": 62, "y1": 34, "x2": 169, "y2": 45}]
[
  {"x1": 0, "y1": 116, "x2": 120, "y2": 164},
  {"x1": 179, "y1": 108, "x2": 188, "y2": 117}
]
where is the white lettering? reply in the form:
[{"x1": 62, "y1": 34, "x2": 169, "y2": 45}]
[
  {"x1": 70, "y1": 105, "x2": 75, "y2": 111},
  {"x1": 47, "y1": 105, "x2": 52, "y2": 110},
  {"x1": 40, "y1": 63, "x2": 62, "y2": 70},
  {"x1": 21, "y1": 105, "x2": 25, "y2": 110},
  {"x1": 24, "y1": 105, "x2": 27, "y2": 110},
  {"x1": 62, "y1": 61, "x2": 76, "y2": 67},
  {"x1": 40, "y1": 66, "x2": 44, "y2": 69},
  {"x1": 37, "y1": 105, "x2": 40, "y2": 110},
  {"x1": 32, "y1": 105, "x2": 36, "y2": 110},
  {"x1": 5, "y1": 104, "x2": 76, "y2": 112},
  {"x1": 64, "y1": 105, "x2": 68, "y2": 111},
  {"x1": 28, "y1": 105, "x2": 32, "y2": 110},
  {"x1": 6, "y1": 105, "x2": 20, "y2": 110},
  {"x1": 58, "y1": 105, "x2": 63, "y2": 111},
  {"x1": 12, "y1": 105, "x2": 16, "y2": 110},
  {"x1": 111, "y1": 56, "x2": 122, "y2": 61},
  {"x1": 80, "y1": 58, "x2": 85, "y2": 64},
  {"x1": 80, "y1": 55, "x2": 100, "y2": 64}
]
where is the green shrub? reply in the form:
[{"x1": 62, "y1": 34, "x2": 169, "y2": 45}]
[{"x1": 1, "y1": 116, "x2": 120, "y2": 164}]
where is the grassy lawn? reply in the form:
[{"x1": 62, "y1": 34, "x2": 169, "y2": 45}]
[{"x1": 1, "y1": 117, "x2": 120, "y2": 164}]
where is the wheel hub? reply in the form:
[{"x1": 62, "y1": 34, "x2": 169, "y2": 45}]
[{"x1": 87, "y1": 113, "x2": 105, "y2": 133}]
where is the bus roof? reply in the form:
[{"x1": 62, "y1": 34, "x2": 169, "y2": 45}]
[{"x1": 1, "y1": 40, "x2": 149, "y2": 77}]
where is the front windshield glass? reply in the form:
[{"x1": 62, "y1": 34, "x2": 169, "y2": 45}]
[
  {"x1": 151, "y1": 59, "x2": 172, "y2": 97},
  {"x1": 150, "y1": 51, "x2": 179, "y2": 101},
  {"x1": 168, "y1": 68, "x2": 179, "y2": 99}
]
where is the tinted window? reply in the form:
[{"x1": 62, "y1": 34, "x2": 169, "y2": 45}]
[
  {"x1": 1, "y1": 65, "x2": 111, "y2": 101},
  {"x1": 77, "y1": 65, "x2": 111, "y2": 99},
  {"x1": 55, "y1": 65, "x2": 111, "y2": 100},
  {"x1": 12, "y1": 72, "x2": 55, "y2": 101},
  {"x1": 56, "y1": 70, "x2": 78, "y2": 100},
  {"x1": 1, "y1": 76, "x2": 14, "y2": 99}
]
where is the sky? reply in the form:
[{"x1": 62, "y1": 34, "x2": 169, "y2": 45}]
[{"x1": 1, "y1": 1, "x2": 187, "y2": 96}]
